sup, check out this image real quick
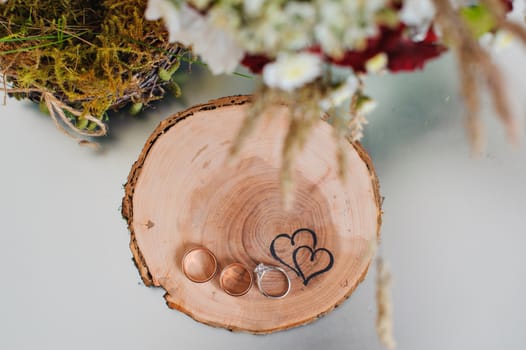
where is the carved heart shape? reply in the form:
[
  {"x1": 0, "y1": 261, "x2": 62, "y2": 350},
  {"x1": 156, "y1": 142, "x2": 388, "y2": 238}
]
[
  {"x1": 270, "y1": 228, "x2": 318, "y2": 278},
  {"x1": 293, "y1": 245, "x2": 334, "y2": 286}
]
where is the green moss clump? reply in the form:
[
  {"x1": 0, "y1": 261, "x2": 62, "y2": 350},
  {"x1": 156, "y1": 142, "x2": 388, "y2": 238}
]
[{"x1": 0, "y1": 0, "x2": 188, "y2": 134}]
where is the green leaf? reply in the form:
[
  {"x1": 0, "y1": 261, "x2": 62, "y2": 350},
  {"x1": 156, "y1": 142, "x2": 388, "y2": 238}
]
[
  {"x1": 76, "y1": 117, "x2": 89, "y2": 130},
  {"x1": 39, "y1": 101, "x2": 50, "y2": 115},
  {"x1": 158, "y1": 68, "x2": 172, "y2": 82},
  {"x1": 460, "y1": 5, "x2": 497, "y2": 38},
  {"x1": 87, "y1": 121, "x2": 99, "y2": 131},
  {"x1": 130, "y1": 102, "x2": 143, "y2": 115},
  {"x1": 158, "y1": 60, "x2": 180, "y2": 82},
  {"x1": 168, "y1": 81, "x2": 182, "y2": 98}
]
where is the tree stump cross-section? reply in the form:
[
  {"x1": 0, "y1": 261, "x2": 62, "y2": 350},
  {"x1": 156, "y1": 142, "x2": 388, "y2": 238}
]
[{"x1": 122, "y1": 95, "x2": 382, "y2": 334}]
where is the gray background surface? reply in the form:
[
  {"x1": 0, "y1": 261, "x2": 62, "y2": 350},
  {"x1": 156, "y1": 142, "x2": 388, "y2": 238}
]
[{"x1": 1, "y1": 42, "x2": 526, "y2": 349}]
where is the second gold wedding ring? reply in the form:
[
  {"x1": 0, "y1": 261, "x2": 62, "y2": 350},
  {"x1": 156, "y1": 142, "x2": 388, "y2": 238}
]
[{"x1": 219, "y1": 263, "x2": 253, "y2": 297}]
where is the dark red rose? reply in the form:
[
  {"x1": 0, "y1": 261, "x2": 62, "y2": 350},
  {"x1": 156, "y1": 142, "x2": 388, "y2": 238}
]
[
  {"x1": 330, "y1": 25, "x2": 446, "y2": 73},
  {"x1": 241, "y1": 54, "x2": 273, "y2": 74},
  {"x1": 502, "y1": 0, "x2": 513, "y2": 12}
]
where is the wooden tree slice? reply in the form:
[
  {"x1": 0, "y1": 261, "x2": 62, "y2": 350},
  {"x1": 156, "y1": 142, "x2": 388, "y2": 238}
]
[{"x1": 122, "y1": 95, "x2": 382, "y2": 334}]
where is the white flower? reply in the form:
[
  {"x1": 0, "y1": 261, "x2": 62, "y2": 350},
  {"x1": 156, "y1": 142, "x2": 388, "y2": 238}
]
[
  {"x1": 314, "y1": 0, "x2": 386, "y2": 55},
  {"x1": 244, "y1": 0, "x2": 265, "y2": 17},
  {"x1": 263, "y1": 53, "x2": 322, "y2": 92},
  {"x1": 282, "y1": 2, "x2": 316, "y2": 49},
  {"x1": 145, "y1": 0, "x2": 244, "y2": 75},
  {"x1": 365, "y1": 53, "x2": 388, "y2": 73},
  {"x1": 315, "y1": 24, "x2": 343, "y2": 58},
  {"x1": 493, "y1": 30, "x2": 514, "y2": 50},
  {"x1": 189, "y1": 0, "x2": 212, "y2": 10},
  {"x1": 319, "y1": 75, "x2": 359, "y2": 111},
  {"x1": 285, "y1": 1, "x2": 316, "y2": 22},
  {"x1": 356, "y1": 96, "x2": 377, "y2": 115},
  {"x1": 145, "y1": 0, "x2": 181, "y2": 27},
  {"x1": 400, "y1": 0, "x2": 436, "y2": 26}
]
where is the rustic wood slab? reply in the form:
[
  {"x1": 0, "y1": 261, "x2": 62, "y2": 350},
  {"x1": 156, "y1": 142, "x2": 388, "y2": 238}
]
[{"x1": 122, "y1": 95, "x2": 382, "y2": 334}]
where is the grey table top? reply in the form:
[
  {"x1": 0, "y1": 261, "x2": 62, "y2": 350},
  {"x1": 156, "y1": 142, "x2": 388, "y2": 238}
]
[{"x1": 1, "y1": 46, "x2": 525, "y2": 349}]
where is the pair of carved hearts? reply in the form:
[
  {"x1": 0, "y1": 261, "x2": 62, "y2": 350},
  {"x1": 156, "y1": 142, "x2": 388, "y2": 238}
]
[{"x1": 270, "y1": 228, "x2": 334, "y2": 286}]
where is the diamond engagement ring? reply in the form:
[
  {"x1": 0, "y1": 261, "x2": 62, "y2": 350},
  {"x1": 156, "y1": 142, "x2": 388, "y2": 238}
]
[{"x1": 254, "y1": 263, "x2": 291, "y2": 299}]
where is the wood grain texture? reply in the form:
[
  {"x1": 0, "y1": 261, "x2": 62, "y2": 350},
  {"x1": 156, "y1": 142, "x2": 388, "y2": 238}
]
[{"x1": 122, "y1": 95, "x2": 382, "y2": 334}]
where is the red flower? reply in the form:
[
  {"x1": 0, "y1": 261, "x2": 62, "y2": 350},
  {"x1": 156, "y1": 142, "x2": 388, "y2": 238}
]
[
  {"x1": 386, "y1": 39, "x2": 447, "y2": 72},
  {"x1": 502, "y1": 0, "x2": 513, "y2": 12},
  {"x1": 241, "y1": 54, "x2": 273, "y2": 74},
  {"x1": 226, "y1": 0, "x2": 510, "y2": 75},
  {"x1": 330, "y1": 25, "x2": 446, "y2": 73}
]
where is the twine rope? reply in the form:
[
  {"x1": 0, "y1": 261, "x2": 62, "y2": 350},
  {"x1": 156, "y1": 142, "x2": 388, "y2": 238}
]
[{"x1": 3, "y1": 85, "x2": 107, "y2": 144}]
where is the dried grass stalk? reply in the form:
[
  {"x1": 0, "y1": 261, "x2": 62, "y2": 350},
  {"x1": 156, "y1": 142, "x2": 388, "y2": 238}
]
[
  {"x1": 376, "y1": 257, "x2": 396, "y2": 350},
  {"x1": 432, "y1": 0, "x2": 521, "y2": 152}
]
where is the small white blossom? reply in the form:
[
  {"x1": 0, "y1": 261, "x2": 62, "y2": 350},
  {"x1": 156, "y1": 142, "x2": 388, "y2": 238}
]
[
  {"x1": 365, "y1": 53, "x2": 388, "y2": 73},
  {"x1": 282, "y1": 2, "x2": 316, "y2": 49},
  {"x1": 189, "y1": 0, "x2": 212, "y2": 10},
  {"x1": 145, "y1": 0, "x2": 244, "y2": 74},
  {"x1": 315, "y1": 24, "x2": 343, "y2": 58},
  {"x1": 244, "y1": 0, "x2": 265, "y2": 17},
  {"x1": 285, "y1": 1, "x2": 316, "y2": 22},
  {"x1": 494, "y1": 30, "x2": 514, "y2": 50},
  {"x1": 357, "y1": 97, "x2": 377, "y2": 115},
  {"x1": 314, "y1": 0, "x2": 387, "y2": 56},
  {"x1": 263, "y1": 53, "x2": 322, "y2": 92},
  {"x1": 319, "y1": 75, "x2": 359, "y2": 111},
  {"x1": 400, "y1": 0, "x2": 436, "y2": 26},
  {"x1": 480, "y1": 29, "x2": 515, "y2": 52},
  {"x1": 145, "y1": 0, "x2": 182, "y2": 31}
]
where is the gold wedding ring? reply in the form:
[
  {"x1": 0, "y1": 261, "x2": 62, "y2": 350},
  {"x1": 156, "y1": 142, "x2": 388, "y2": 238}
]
[{"x1": 181, "y1": 247, "x2": 218, "y2": 283}]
